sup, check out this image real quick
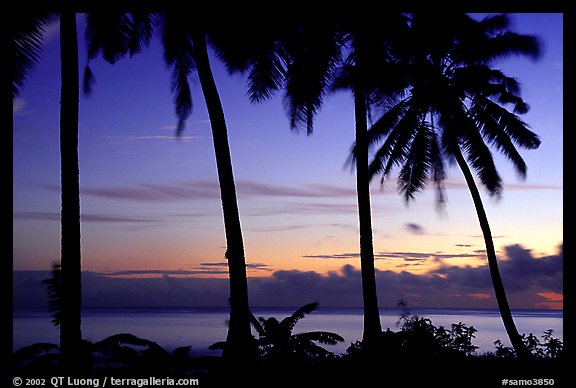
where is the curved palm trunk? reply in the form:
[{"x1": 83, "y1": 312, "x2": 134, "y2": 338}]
[
  {"x1": 453, "y1": 147, "x2": 530, "y2": 359},
  {"x1": 354, "y1": 90, "x2": 382, "y2": 345},
  {"x1": 59, "y1": 11, "x2": 83, "y2": 371},
  {"x1": 191, "y1": 32, "x2": 255, "y2": 365}
]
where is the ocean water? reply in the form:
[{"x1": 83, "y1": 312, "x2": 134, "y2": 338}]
[{"x1": 13, "y1": 307, "x2": 563, "y2": 356}]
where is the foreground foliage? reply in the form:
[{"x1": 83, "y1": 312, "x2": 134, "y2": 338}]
[{"x1": 13, "y1": 306, "x2": 564, "y2": 387}]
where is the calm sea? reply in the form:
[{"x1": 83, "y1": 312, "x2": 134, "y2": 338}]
[{"x1": 13, "y1": 307, "x2": 563, "y2": 356}]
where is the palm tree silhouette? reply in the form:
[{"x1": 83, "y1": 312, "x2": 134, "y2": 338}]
[
  {"x1": 14, "y1": 11, "x2": 156, "y2": 371},
  {"x1": 250, "y1": 302, "x2": 344, "y2": 361},
  {"x1": 331, "y1": 16, "x2": 411, "y2": 346},
  {"x1": 12, "y1": 11, "x2": 83, "y2": 371},
  {"x1": 209, "y1": 22, "x2": 353, "y2": 361},
  {"x1": 154, "y1": 14, "x2": 255, "y2": 365},
  {"x1": 210, "y1": 18, "x2": 412, "y2": 346},
  {"x1": 366, "y1": 13, "x2": 541, "y2": 359},
  {"x1": 211, "y1": 302, "x2": 344, "y2": 362},
  {"x1": 57, "y1": 11, "x2": 84, "y2": 372},
  {"x1": 82, "y1": 11, "x2": 256, "y2": 366}
]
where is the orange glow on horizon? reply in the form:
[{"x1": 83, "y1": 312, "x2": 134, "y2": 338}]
[
  {"x1": 535, "y1": 292, "x2": 563, "y2": 310},
  {"x1": 467, "y1": 293, "x2": 492, "y2": 300}
]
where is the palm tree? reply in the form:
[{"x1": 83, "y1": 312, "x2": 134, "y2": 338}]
[
  {"x1": 82, "y1": 11, "x2": 256, "y2": 366},
  {"x1": 57, "y1": 10, "x2": 84, "y2": 371},
  {"x1": 366, "y1": 13, "x2": 541, "y2": 359},
  {"x1": 154, "y1": 14, "x2": 255, "y2": 365},
  {"x1": 211, "y1": 302, "x2": 344, "y2": 362},
  {"x1": 250, "y1": 303, "x2": 344, "y2": 361},
  {"x1": 13, "y1": 10, "x2": 155, "y2": 371},
  {"x1": 210, "y1": 18, "x2": 410, "y2": 346},
  {"x1": 331, "y1": 17, "x2": 411, "y2": 346},
  {"x1": 11, "y1": 11, "x2": 83, "y2": 371}
]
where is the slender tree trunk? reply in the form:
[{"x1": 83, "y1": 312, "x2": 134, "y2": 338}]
[
  {"x1": 354, "y1": 89, "x2": 382, "y2": 346},
  {"x1": 59, "y1": 11, "x2": 83, "y2": 371},
  {"x1": 453, "y1": 147, "x2": 530, "y2": 359},
  {"x1": 192, "y1": 32, "x2": 255, "y2": 366}
]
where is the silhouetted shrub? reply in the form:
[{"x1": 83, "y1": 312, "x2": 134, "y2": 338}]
[{"x1": 491, "y1": 329, "x2": 563, "y2": 359}]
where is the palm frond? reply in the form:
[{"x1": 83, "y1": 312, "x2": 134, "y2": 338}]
[
  {"x1": 247, "y1": 49, "x2": 286, "y2": 103},
  {"x1": 85, "y1": 12, "x2": 131, "y2": 64},
  {"x1": 250, "y1": 312, "x2": 266, "y2": 337},
  {"x1": 93, "y1": 333, "x2": 161, "y2": 349},
  {"x1": 293, "y1": 341, "x2": 331, "y2": 358},
  {"x1": 473, "y1": 97, "x2": 540, "y2": 149},
  {"x1": 454, "y1": 14, "x2": 541, "y2": 65},
  {"x1": 83, "y1": 12, "x2": 154, "y2": 95},
  {"x1": 366, "y1": 98, "x2": 409, "y2": 145},
  {"x1": 368, "y1": 103, "x2": 422, "y2": 181},
  {"x1": 12, "y1": 13, "x2": 57, "y2": 97},
  {"x1": 457, "y1": 122, "x2": 502, "y2": 197},
  {"x1": 470, "y1": 99, "x2": 541, "y2": 178},
  {"x1": 281, "y1": 302, "x2": 318, "y2": 331},
  {"x1": 281, "y1": 26, "x2": 343, "y2": 134},
  {"x1": 157, "y1": 13, "x2": 195, "y2": 134},
  {"x1": 398, "y1": 123, "x2": 444, "y2": 202},
  {"x1": 82, "y1": 64, "x2": 96, "y2": 96},
  {"x1": 484, "y1": 31, "x2": 542, "y2": 62},
  {"x1": 13, "y1": 343, "x2": 59, "y2": 360},
  {"x1": 42, "y1": 263, "x2": 62, "y2": 327},
  {"x1": 293, "y1": 331, "x2": 344, "y2": 345},
  {"x1": 127, "y1": 13, "x2": 155, "y2": 57}
]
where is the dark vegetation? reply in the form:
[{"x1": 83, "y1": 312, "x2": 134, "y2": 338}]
[{"x1": 13, "y1": 295, "x2": 565, "y2": 387}]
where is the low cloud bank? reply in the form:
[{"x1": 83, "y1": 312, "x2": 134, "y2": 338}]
[{"x1": 14, "y1": 244, "x2": 562, "y2": 310}]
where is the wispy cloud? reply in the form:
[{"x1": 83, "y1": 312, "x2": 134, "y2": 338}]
[
  {"x1": 101, "y1": 261, "x2": 273, "y2": 277},
  {"x1": 127, "y1": 135, "x2": 206, "y2": 142},
  {"x1": 13, "y1": 98, "x2": 30, "y2": 115},
  {"x1": 13, "y1": 211, "x2": 162, "y2": 224},
  {"x1": 70, "y1": 180, "x2": 360, "y2": 203},
  {"x1": 200, "y1": 262, "x2": 273, "y2": 272},
  {"x1": 404, "y1": 178, "x2": 562, "y2": 192},
  {"x1": 159, "y1": 119, "x2": 210, "y2": 131},
  {"x1": 303, "y1": 250, "x2": 479, "y2": 262},
  {"x1": 405, "y1": 223, "x2": 425, "y2": 235},
  {"x1": 103, "y1": 269, "x2": 229, "y2": 277}
]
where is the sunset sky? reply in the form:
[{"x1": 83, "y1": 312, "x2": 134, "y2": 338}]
[{"x1": 12, "y1": 13, "x2": 563, "y2": 309}]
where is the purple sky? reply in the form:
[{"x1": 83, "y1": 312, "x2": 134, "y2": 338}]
[{"x1": 12, "y1": 13, "x2": 563, "y2": 309}]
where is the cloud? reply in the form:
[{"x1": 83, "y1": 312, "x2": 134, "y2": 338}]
[
  {"x1": 405, "y1": 223, "x2": 425, "y2": 235},
  {"x1": 535, "y1": 292, "x2": 563, "y2": 310},
  {"x1": 72, "y1": 180, "x2": 359, "y2": 203},
  {"x1": 199, "y1": 262, "x2": 273, "y2": 272},
  {"x1": 102, "y1": 262, "x2": 273, "y2": 277},
  {"x1": 127, "y1": 135, "x2": 206, "y2": 142},
  {"x1": 304, "y1": 250, "x2": 479, "y2": 262},
  {"x1": 13, "y1": 98, "x2": 29, "y2": 115},
  {"x1": 302, "y1": 252, "x2": 359, "y2": 260},
  {"x1": 432, "y1": 178, "x2": 562, "y2": 192},
  {"x1": 105, "y1": 269, "x2": 229, "y2": 277},
  {"x1": 13, "y1": 211, "x2": 162, "y2": 224},
  {"x1": 13, "y1": 243, "x2": 562, "y2": 310},
  {"x1": 245, "y1": 225, "x2": 309, "y2": 232},
  {"x1": 81, "y1": 182, "x2": 220, "y2": 202},
  {"x1": 467, "y1": 293, "x2": 492, "y2": 300}
]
